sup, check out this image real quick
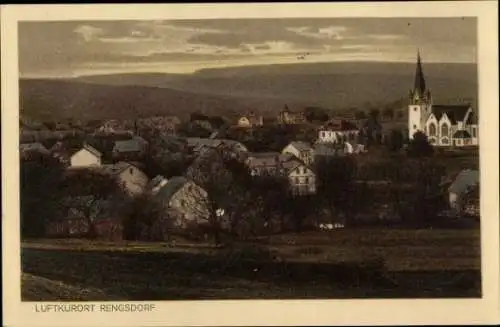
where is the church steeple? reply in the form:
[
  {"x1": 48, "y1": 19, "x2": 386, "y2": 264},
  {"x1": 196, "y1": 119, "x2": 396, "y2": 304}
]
[{"x1": 413, "y1": 50, "x2": 426, "y2": 96}]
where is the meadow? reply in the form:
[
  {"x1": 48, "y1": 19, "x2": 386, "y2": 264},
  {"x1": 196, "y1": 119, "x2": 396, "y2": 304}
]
[{"x1": 22, "y1": 228, "x2": 481, "y2": 301}]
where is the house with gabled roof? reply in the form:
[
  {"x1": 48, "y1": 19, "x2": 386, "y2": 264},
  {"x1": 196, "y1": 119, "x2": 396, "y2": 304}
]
[
  {"x1": 245, "y1": 151, "x2": 316, "y2": 196},
  {"x1": 281, "y1": 157, "x2": 316, "y2": 196},
  {"x1": 245, "y1": 152, "x2": 283, "y2": 177},
  {"x1": 67, "y1": 161, "x2": 149, "y2": 196},
  {"x1": 447, "y1": 169, "x2": 479, "y2": 212},
  {"x1": 148, "y1": 175, "x2": 211, "y2": 229},
  {"x1": 112, "y1": 136, "x2": 148, "y2": 159},
  {"x1": 70, "y1": 144, "x2": 102, "y2": 168},
  {"x1": 100, "y1": 162, "x2": 149, "y2": 196},
  {"x1": 237, "y1": 111, "x2": 264, "y2": 128},
  {"x1": 282, "y1": 141, "x2": 314, "y2": 165},
  {"x1": 408, "y1": 51, "x2": 479, "y2": 147}
]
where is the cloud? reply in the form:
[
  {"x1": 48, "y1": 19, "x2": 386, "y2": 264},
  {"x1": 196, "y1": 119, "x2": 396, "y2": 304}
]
[
  {"x1": 366, "y1": 34, "x2": 405, "y2": 41},
  {"x1": 19, "y1": 18, "x2": 477, "y2": 77},
  {"x1": 98, "y1": 36, "x2": 160, "y2": 44},
  {"x1": 73, "y1": 25, "x2": 104, "y2": 42},
  {"x1": 287, "y1": 25, "x2": 348, "y2": 41}
]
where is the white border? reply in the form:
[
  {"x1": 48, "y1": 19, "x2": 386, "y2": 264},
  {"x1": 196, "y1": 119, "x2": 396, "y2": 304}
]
[{"x1": 2, "y1": 2, "x2": 499, "y2": 326}]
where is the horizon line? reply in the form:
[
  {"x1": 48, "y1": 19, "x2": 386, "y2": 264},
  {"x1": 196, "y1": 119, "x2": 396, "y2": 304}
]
[{"x1": 19, "y1": 59, "x2": 477, "y2": 79}]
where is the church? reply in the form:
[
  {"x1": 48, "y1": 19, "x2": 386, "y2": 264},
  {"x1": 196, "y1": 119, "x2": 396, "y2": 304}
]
[{"x1": 408, "y1": 52, "x2": 478, "y2": 147}]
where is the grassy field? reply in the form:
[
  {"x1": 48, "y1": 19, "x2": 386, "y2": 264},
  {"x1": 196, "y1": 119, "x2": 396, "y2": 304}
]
[{"x1": 21, "y1": 228, "x2": 481, "y2": 301}]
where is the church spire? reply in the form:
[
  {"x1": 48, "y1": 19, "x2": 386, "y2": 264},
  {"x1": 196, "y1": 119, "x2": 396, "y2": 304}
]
[{"x1": 413, "y1": 49, "x2": 426, "y2": 95}]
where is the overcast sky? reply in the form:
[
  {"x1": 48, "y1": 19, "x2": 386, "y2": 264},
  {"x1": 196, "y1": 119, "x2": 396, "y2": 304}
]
[{"x1": 19, "y1": 17, "x2": 477, "y2": 78}]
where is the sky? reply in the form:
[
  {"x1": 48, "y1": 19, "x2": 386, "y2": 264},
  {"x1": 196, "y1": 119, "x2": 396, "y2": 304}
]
[{"x1": 18, "y1": 17, "x2": 477, "y2": 78}]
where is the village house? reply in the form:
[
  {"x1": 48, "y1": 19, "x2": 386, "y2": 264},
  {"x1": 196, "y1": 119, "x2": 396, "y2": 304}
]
[
  {"x1": 245, "y1": 152, "x2": 316, "y2": 196},
  {"x1": 245, "y1": 152, "x2": 284, "y2": 176},
  {"x1": 100, "y1": 162, "x2": 149, "y2": 196},
  {"x1": 185, "y1": 137, "x2": 248, "y2": 158},
  {"x1": 317, "y1": 119, "x2": 360, "y2": 144},
  {"x1": 447, "y1": 169, "x2": 479, "y2": 212},
  {"x1": 66, "y1": 161, "x2": 149, "y2": 196},
  {"x1": 70, "y1": 144, "x2": 102, "y2": 168},
  {"x1": 343, "y1": 141, "x2": 366, "y2": 154},
  {"x1": 147, "y1": 175, "x2": 212, "y2": 229},
  {"x1": 277, "y1": 105, "x2": 306, "y2": 125},
  {"x1": 112, "y1": 136, "x2": 148, "y2": 160},
  {"x1": 462, "y1": 183, "x2": 480, "y2": 218},
  {"x1": 314, "y1": 143, "x2": 341, "y2": 159},
  {"x1": 237, "y1": 112, "x2": 264, "y2": 128},
  {"x1": 282, "y1": 158, "x2": 317, "y2": 196},
  {"x1": 408, "y1": 52, "x2": 479, "y2": 146},
  {"x1": 281, "y1": 141, "x2": 315, "y2": 165},
  {"x1": 96, "y1": 120, "x2": 132, "y2": 134}
]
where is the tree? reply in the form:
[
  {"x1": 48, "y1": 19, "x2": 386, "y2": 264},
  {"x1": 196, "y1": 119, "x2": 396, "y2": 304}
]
[
  {"x1": 185, "y1": 148, "x2": 254, "y2": 244},
  {"x1": 20, "y1": 152, "x2": 66, "y2": 238},
  {"x1": 387, "y1": 129, "x2": 404, "y2": 152},
  {"x1": 407, "y1": 131, "x2": 434, "y2": 157},
  {"x1": 249, "y1": 174, "x2": 291, "y2": 234},
  {"x1": 58, "y1": 170, "x2": 130, "y2": 239},
  {"x1": 124, "y1": 193, "x2": 172, "y2": 241},
  {"x1": 354, "y1": 110, "x2": 367, "y2": 120},
  {"x1": 369, "y1": 108, "x2": 380, "y2": 120},
  {"x1": 207, "y1": 116, "x2": 226, "y2": 129},
  {"x1": 382, "y1": 107, "x2": 394, "y2": 120},
  {"x1": 386, "y1": 158, "x2": 445, "y2": 225},
  {"x1": 304, "y1": 107, "x2": 329, "y2": 123},
  {"x1": 315, "y1": 156, "x2": 360, "y2": 224}
]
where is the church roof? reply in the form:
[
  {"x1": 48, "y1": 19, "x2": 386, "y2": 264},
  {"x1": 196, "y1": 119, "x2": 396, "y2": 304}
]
[
  {"x1": 466, "y1": 111, "x2": 478, "y2": 125},
  {"x1": 414, "y1": 51, "x2": 426, "y2": 95},
  {"x1": 431, "y1": 105, "x2": 470, "y2": 124},
  {"x1": 452, "y1": 130, "x2": 472, "y2": 139}
]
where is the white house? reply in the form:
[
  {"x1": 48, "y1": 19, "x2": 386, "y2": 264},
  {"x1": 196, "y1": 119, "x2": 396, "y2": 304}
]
[
  {"x1": 282, "y1": 141, "x2": 314, "y2": 165},
  {"x1": 282, "y1": 159, "x2": 316, "y2": 196},
  {"x1": 448, "y1": 169, "x2": 479, "y2": 212},
  {"x1": 70, "y1": 144, "x2": 102, "y2": 168},
  {"x1": 317, "y1": 119, "x2": 359, "y2": 144},
  {"x1": 408, "y1": 51, "x2": 479, "y2": 146}
]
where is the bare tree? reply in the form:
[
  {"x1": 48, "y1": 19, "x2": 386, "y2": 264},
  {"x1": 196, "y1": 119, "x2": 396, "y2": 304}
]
[{"x1": 58, "y1": 170, "x2": 130, "y2": 238}]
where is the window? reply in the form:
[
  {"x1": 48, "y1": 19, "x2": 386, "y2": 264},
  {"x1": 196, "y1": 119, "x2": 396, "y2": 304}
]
[
  {"x1": 428, "y1": 123, "x2": 436, "y2": 136},
  {"x1": 305, "y1": 177, "x2": 309, "y2": 184},
  {"x1": 441, "y1": 137, "x2": 449, "y2": 145},
  {"x1": 302, "y1": 167, "x2": 306, "y2": 174},
  {"x1": 472, "y1": 127, "x2": 476, "y2": 138},
  {"x1": 413, "y1": 124, "x2": 417, "y2": 129},
  {"x1": 129, "y1": 168, "x2": 133, "y2": 174},
  {"x1": 296, "y1": 168, "x2": 300, "y2": 174},
  {"x1": 441, "y1": 124, "x2": 449, "y2": 137},
  {"x1": 414, "y1": 107, "x2": 418, "y2": 112},
  {"x1": 295, "y1": 177, "x2": 299, "y2": 184}
]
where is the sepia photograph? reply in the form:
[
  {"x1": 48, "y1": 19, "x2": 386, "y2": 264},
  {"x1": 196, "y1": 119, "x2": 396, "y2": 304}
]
[{"x1": 2, "y1": 2, "x2": 499, "y2": 327}]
